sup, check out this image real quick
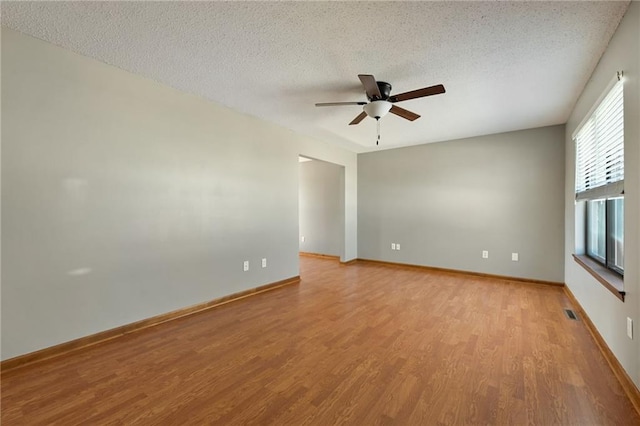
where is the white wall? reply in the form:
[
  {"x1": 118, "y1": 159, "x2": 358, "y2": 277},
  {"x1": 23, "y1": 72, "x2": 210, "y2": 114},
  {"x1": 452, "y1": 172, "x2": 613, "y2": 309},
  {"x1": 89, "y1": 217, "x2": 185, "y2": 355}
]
[
  {"x1": 358, "y1": 125, "x2": 565, "y2": 283},
  {"x1": 299, "y1": 160, "x2": 343, "y2": 257},
  {"x1": 0, "y1": 28, "x2": 357, "y2": 360},
  {"x1": 564, "y1": 2, "x2": 639, "y2": 387}
]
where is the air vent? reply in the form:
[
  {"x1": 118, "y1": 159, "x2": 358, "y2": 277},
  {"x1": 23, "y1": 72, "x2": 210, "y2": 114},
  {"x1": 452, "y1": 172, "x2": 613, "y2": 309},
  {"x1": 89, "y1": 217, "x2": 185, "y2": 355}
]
[{"x1": 564, "y1": 309, "x2": 578, "y2": 320}]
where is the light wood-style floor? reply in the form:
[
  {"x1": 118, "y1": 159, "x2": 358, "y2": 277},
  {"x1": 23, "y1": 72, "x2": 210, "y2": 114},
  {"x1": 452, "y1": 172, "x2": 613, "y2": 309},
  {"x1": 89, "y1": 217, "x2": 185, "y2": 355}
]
[{"x1": 2, "y1": 256, "x2": 638, "y2": 425}]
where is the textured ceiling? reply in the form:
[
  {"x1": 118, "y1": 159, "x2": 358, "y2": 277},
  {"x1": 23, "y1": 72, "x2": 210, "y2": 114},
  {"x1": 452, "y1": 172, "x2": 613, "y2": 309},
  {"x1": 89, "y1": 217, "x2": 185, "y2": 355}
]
[{"x1": 1, "y1": 1, "x2": 630, "y2": 153}]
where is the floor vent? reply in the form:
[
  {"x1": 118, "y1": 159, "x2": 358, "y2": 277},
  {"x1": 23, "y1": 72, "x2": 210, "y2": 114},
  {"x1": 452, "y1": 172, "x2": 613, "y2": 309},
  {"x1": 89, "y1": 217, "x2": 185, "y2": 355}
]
[{"x1": 564, "y1": 309, "x2": 578, "y2": 320}]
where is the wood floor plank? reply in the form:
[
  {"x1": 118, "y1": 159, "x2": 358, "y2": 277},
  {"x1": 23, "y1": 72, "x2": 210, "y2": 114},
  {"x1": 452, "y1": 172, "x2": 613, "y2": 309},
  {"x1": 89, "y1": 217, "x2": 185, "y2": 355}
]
[{"x1": 2, "y1": 256, "x2": 639, "y2": 425}]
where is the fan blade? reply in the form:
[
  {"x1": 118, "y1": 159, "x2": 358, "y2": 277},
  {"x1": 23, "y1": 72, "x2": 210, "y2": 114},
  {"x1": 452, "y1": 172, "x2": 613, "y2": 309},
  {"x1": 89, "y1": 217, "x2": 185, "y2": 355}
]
[
  {"x1": 315, "y1": 101, "x2": 367, "y2": 107},
  {"x1": 390, "y1": 105, "x2": 420, "y2": 121},
  {"x1": 349, "y1": 111, "x2": 368, "y2": 125},
  {"x1": 358, "y1": 74, "x2": 382, "y2": 99},
  {"x1": 389, "y1": 84, "x2": 445, "y2": 103}
]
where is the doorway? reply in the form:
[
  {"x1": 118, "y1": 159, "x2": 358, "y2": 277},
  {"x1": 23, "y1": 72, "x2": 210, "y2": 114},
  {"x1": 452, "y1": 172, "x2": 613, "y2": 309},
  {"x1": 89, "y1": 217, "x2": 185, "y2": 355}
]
[{"x1": 298, "y1": 156, "x2": 345, "y2": 260}]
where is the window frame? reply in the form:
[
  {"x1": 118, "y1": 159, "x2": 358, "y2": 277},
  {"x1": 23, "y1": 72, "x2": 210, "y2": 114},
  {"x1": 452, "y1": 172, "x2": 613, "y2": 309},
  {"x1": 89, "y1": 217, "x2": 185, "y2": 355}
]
[
  {"x1": 605, "y1": 197, "x2": 624, "y2": 275},
  {"x1": 585, "y1": 197, "x2": 623, "y2": 276}
]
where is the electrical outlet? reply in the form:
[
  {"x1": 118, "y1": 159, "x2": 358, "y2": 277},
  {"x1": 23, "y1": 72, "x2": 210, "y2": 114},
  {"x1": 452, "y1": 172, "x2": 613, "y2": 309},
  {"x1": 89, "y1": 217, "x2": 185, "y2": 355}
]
[
  {"x1": 512, "y1": 253, "x2": 519, "y2": 261},
  {"x1": 482, "y1": 250, "x2": 489, "y2": 259},
  {"x1": 391, "y1": 243, "x2": 396, "y2": 250},
  {"x1": 396, "y1": 243, "x2": 401, "y2": 250},
  {"x1": 243, "y1": 261, "x2": 249, "y2": 272},
  {"x1": 262, "y1": 258, "x2": 267, "y2": 268},
  {"x1": 301, "y1": 236, "x2": 305, "y2": 242},
  {"x1": 628, "y1": 317, "x2": 633, "y2": 339}
]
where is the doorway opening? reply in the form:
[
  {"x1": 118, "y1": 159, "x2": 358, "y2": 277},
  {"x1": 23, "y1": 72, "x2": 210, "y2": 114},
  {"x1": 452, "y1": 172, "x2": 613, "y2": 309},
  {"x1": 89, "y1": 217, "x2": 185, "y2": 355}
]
[{"x1": 298, "y1": 155, "x2": 345, "y2": 262}]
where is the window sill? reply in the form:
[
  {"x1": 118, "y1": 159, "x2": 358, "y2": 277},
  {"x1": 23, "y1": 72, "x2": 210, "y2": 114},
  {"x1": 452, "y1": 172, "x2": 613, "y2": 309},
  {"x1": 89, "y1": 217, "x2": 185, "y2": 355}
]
[{"x1": 572, "y1": 254, "x2": 625, "y2": 301}]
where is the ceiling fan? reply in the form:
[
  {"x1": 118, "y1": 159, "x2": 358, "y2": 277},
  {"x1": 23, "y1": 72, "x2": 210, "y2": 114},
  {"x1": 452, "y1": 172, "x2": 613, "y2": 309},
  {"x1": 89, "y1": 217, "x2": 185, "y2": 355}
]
[{"x1": 315, "y1": 74, "x2": 446, "y2": 126}]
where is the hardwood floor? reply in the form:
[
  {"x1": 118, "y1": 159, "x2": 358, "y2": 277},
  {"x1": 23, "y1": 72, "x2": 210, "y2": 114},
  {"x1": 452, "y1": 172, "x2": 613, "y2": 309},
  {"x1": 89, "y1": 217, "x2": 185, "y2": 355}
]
[{"x1": 2, "y1": 257, "x2": 639, "y2": 425}]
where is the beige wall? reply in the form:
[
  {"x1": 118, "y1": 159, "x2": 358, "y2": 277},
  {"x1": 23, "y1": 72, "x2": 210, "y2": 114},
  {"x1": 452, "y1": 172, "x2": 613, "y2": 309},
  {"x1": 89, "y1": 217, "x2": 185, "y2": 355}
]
[
  {"x1": 358, "y1": 125, "x2": 565, "y2": 283},
  {"x1": 0, "y1": 28, "x2": 357, "y2": 360}
]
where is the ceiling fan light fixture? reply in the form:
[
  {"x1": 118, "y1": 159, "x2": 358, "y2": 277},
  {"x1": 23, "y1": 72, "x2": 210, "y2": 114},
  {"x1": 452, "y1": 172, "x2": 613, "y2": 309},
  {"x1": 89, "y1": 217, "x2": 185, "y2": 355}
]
[{"x1": 363, "y1": 100, "x2": 392, "y2": 120}]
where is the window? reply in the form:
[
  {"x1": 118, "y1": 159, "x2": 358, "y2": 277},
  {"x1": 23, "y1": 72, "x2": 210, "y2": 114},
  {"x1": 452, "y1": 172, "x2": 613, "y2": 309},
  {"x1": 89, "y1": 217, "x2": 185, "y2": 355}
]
[
  {"x1": 586, "y1": 199, "x2": 606, "y2": 262},
  {"x1": 574, "y1": 75, "x2": 624, "y2": 297},
  {"x1": 607, "y1": 197, "x2": 624, "y2": 272},
  {"x1": 586, "y1": 197, "x2": 623, "y2": 274}
]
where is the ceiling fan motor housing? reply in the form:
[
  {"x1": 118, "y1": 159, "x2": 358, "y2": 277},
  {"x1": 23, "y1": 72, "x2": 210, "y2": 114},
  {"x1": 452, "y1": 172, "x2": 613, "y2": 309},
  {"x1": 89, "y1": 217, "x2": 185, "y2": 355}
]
[{"x1": 369, "y1": 81, "x2": 392, "y2": 101}]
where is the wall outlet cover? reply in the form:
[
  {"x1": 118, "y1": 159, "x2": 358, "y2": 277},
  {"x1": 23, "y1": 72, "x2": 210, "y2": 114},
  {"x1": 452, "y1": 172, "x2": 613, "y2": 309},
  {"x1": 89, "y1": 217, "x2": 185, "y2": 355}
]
[
  {"x1": 262, "y1": 258, "x2": 267, "y2": 268},
  {"x1": 391, "y1": 243, "x2": 396, "y2": 250},
  {"x1": 512, "y1": 253, "x2": 519, "y2": 261},
  {"x1": 482, "y1": 250, "x2": 489, "y2": 259},
  {"x1": 243, "y1": 261, "x2": 249, "y2": 272},
  {"x1": 627, "y1": 317, "x2": 633, "y2": 339},
  {"x1": 396, "y1": 243, "x2": 401, "y2": 250}
]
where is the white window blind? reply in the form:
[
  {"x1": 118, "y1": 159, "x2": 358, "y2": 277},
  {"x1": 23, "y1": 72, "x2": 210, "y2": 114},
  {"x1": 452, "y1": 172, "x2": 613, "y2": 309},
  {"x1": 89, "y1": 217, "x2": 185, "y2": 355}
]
[{"x1": 574, "y1": 79, "x2": 624, "y2": 200}]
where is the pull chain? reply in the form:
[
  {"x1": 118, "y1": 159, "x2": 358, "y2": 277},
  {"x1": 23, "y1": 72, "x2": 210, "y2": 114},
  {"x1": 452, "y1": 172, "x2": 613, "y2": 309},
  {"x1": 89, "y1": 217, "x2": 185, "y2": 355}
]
[{"x1": 376, "y1": 118, "x2": 380, "y2": 146}]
